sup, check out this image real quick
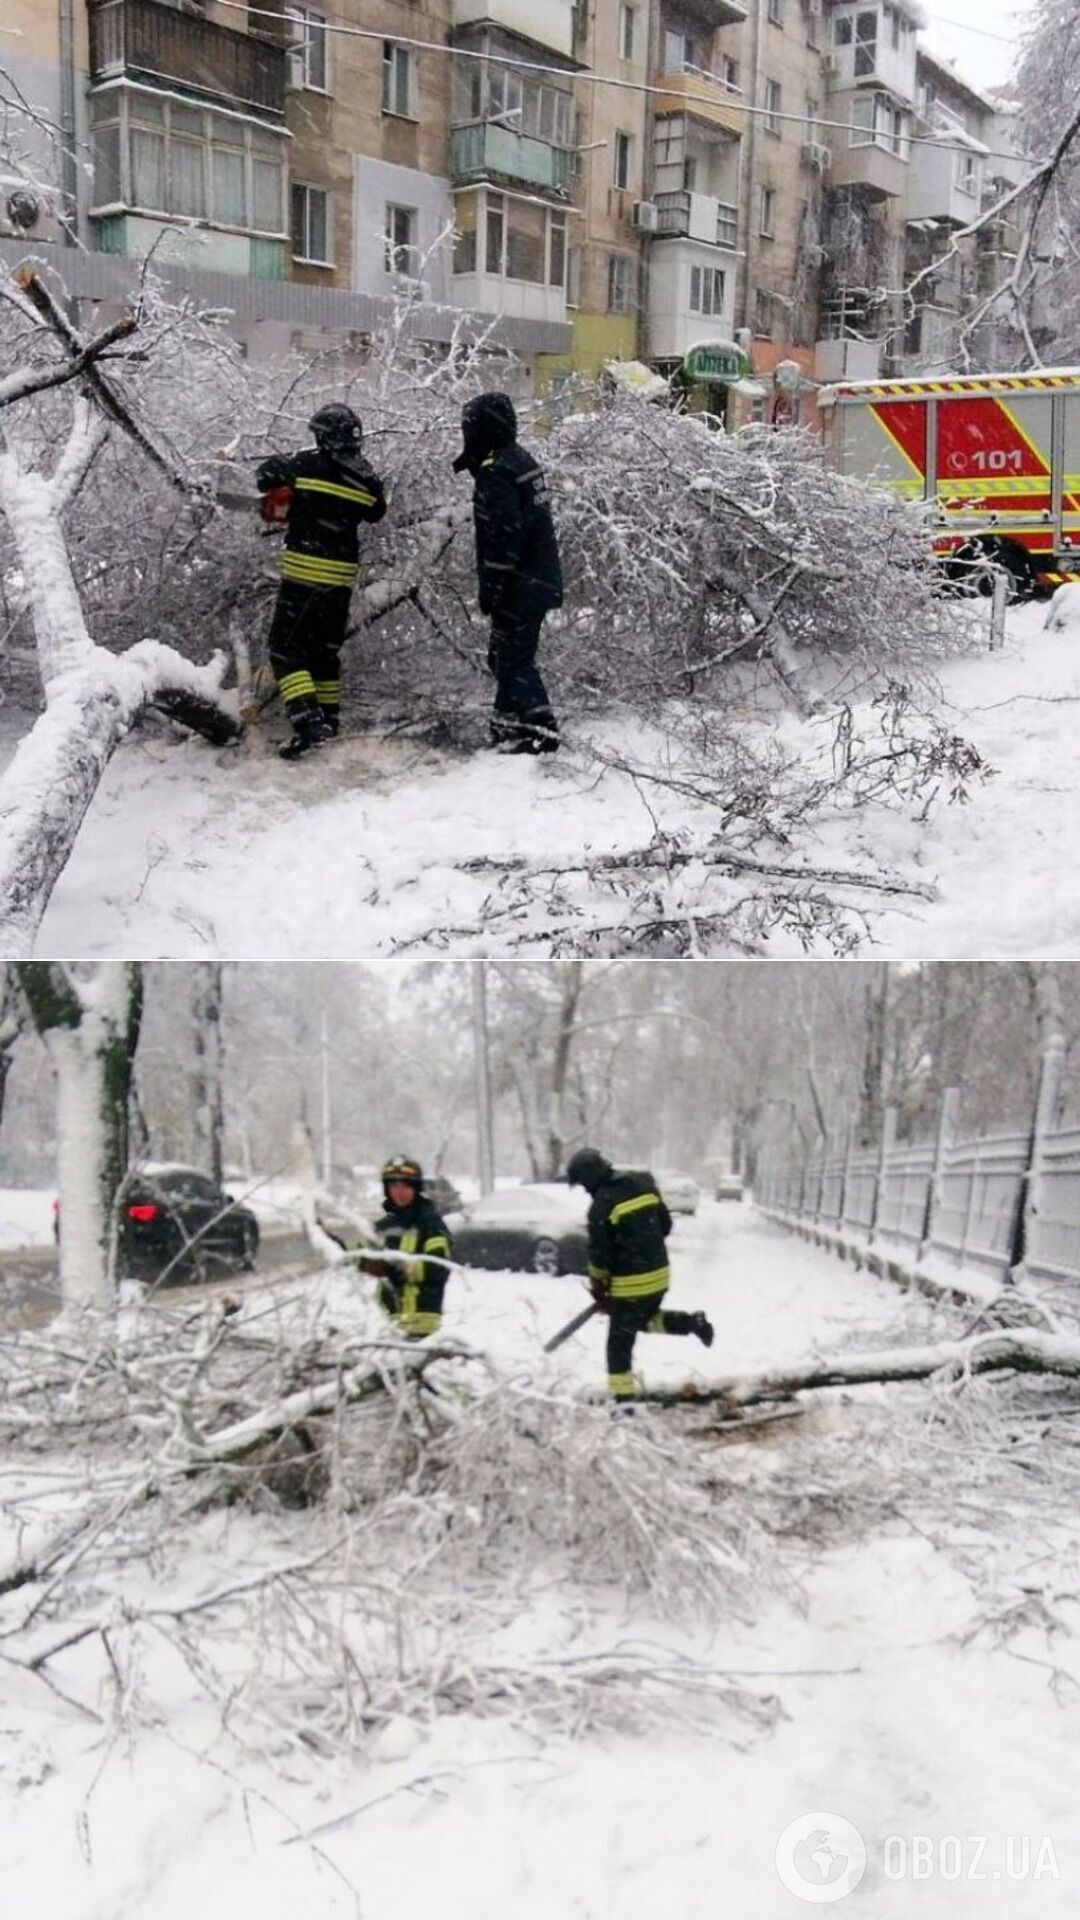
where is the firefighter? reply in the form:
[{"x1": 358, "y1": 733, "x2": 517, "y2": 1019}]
[
  {"x1": 256, "y1": 404, "x2": 386, "y2": 760},
  {"x1": 355, "y1": 1155, "x2": 452, "y2": 1340},
  {"x1": 565, "y1": 1148, "x2": 713, "y2": 1401},
  {"x1": 452, "y1": 391, "x2": 563, "y2": 755}
]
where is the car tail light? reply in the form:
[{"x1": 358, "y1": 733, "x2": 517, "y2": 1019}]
[{"x1": 127, "y1": 1203, "x2": 159, "y2": 1223}]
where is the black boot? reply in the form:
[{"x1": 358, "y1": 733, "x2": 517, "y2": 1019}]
[
  {"x1": 279, "y1": 702, "x2": 332, "y2": 761},
  {"x1": 318, "y1": 706, "x2": 340, "y2": 737},
  {"x1": 524, "y1": 708, "x2": 559, "y2": 754},
  {"x1": 690, "y1": 1312, "x2": 715, "y2": 1349}
]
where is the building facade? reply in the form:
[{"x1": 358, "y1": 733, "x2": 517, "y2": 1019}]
[{"x1": 0, "y1": 0, "x2": 1035, "y2": 390}]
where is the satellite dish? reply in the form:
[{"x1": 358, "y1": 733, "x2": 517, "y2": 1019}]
[{"x1": 5, "y1": 188, "x2": 42, "y2": 232}]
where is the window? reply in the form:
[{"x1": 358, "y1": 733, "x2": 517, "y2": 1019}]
[
  {"x1": 768, "y1": 0, "x2": 784, "y2": 23},
  {"x1": 955, "y1": 150, "x2": 978, "y2": 195},
  {"x1": 689, "y1": 264, "x2": 726, "y2": 315},
  {"x1": 613, "y1": 129, "x2": 633, "y2": 189},
  {"x1": 480, "y1": 190, "x2": 558, "y2": 283},
  {"x1": 453, "y1": 191, "x2": 478, "y2": 273},
  {"x1": 833, "y1": 13, "x2": 853, "y2": 43},
  {"x1": 619, "y1": 3, "x2": 637, "y2": 59},
  {"x1": 754, "y1": 287, "x2": 772, "y2": 337},
  {"x1": 765, "y1": 80, "x2": 782, "y2": 134},
  {"x1": 566, "y1": 243, "x2": 581, "y2": 306},
  {"x1": 854, "y1": 9, "x2": 878, "y2": 77},
  {"x1": 665, "y1": 28, "x2": 697, "y2": 71},
  {"x1": 90, "y1": 91, "x2": 285, "y2": 235},
  {"x1": 608, "y1": 253, "x2": 633, "y2": 312},
  {"x1": 382, "y1": 42, "x2": 414, "y2": 118},
  {"x1": 549, "y1": 209, "x2": 566, "y2": 285},
  {"x1": 385, "y1": 203, "x2": 418, "y2": 276},
  {"x1": 805, "y1": 5, "x2": 818, "y2": 47},
  {"x1": 804, "y1": 96, "x2": 819, "y2": 139},
  {"x1": 722, "y1": 54, "x2": 739, "y2": 90},
  {"x1": 888, "y1": 4, "x2": 900, "y2": 47},
  {"x1": 287, "y1": 6, "x2": 327, "y2": 91},
  {"x1": 683, "y1": 155, "x2": 698, "y2": 191},
  {"x1": 291, "y1": 182, "x2": 330, "y2": 262},
  {"x1": 851, "y1": 90, "x2": 906, "y2": 155},
  {"x1": 758, "y1": 185, "x2": 775, "y2": 236}
]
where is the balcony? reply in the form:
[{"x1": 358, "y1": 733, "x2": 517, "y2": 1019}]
[
  {"x1": 452, "y1": 0, "x2": 575, "y2": 59},
  {"x1": 88, "y1": 0, "x2": 286, "y2": 119},
  {"x1": 828, "y1": 137, "x2": 907, "y2": 200},
  {"x1": 451, "y1": 122, "x2": 571, "y2": 195},
  {"x1": 655, "y1": 189, "x2": 737, "y2": 250},
  {"x1": 906, "y1": 139, "x2": 984, "y2": 227},
  {"x1": 654, "y1": 70, "x2": 744, "y2": 138}
]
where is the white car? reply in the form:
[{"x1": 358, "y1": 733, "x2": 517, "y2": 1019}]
[{"x1": 656, "y1": 1171, "x2": 700, "y2": 1215}]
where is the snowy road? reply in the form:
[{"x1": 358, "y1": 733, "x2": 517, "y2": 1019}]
[
  {"x1": 6, "y1": 1202, "x2": 1078, "y2": 1919},
  {"x1": 25, "y1": 601, "x2": 1080, "y2": 958}
]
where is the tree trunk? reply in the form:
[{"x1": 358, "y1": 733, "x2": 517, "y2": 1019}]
[
  {"x1": 710, "y1": 1326, "x2": 1080, "y2": 1408},
  {"x1": 0, "y1": 644, "x2": 239, "y2": 957},
  {"x1": 190, "y1": 962, "x2": 225, "y2": 1186},
  {"x1": 16, "y1": 961, "x2": 143, "y2": 1311}
]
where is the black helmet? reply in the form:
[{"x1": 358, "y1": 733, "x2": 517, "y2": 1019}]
[
  {"x1": 455, "y1": 391, "x2": 518, "y2": 470},
  {"x1": 310, "y1": 404, "x2": 362, "y2": 454},
  {"x1": 565, "y1": 1148, "x2": 613, "y2": 1193},
  {"x1": 382, "y1": 1154, "x2": 423, "y2": 1198}
]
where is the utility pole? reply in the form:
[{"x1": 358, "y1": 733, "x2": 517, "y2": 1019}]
[
  {"x1": 472, "y1": 962, "x2": 495, "y2": 1196},
  {"x1": 320, "y1": 1007, "x2": 331, "y2": 1189}
]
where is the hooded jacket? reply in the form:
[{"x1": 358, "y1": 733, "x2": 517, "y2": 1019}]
[{"x1": 454, "y1": 393, "x2": 563, "y2": 620}]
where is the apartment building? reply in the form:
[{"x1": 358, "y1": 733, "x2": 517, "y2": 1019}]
[
  {"x1": 1, "y1": 0, "x2": 573, "y2": 370},
  {"x1": 0, "y1": 0, "x2": 1038, "y2": 391}
]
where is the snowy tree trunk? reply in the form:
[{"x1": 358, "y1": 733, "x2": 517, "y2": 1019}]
[
  {"x1": 16, "y1": 962, "x2": 143, "y2": 1312},
  {"x1": 0, "y1": 395, "x2": 240, "y2": 957},
  {"x1": 190, "y1": 963, "x2": 225, "y2": 1187}
]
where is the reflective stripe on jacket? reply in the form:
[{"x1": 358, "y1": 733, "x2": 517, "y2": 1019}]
[{"x1": 586, "y1": 1170, "x2": 672, "y2": 1300}]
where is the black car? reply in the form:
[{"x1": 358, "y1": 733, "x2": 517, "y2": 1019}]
[
  {"x1": 55, "y1": 1164, "x2": 260, "y2": 1284},
  {"x1": 452, "y1": 1184, "x2": 590, "y2": 1277},
  {"x1": 424, "y1": 1173, "x2": 464, "y2": 1215}
]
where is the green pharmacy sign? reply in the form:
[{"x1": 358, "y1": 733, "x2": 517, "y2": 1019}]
[{"x1": 683, "y1": 342, "x2": 750, "y2": 382}]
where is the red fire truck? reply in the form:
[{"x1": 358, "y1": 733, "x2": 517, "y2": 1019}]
[{"x1": 818, "y1": 368, "x2": 1080, "y2": 593}]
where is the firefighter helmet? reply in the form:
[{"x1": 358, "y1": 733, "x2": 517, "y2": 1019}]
[
  {"x1": 382, "y1": 1155, "x2": 423, "y2": 1192},
  {"x1": 309, "y1": 403, "x2": 363, "y2": 453}
]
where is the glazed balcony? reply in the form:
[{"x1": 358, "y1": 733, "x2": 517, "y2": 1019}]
[
  {"x1": 451, "y1": 122, "x2": 572, "y2": 195},
  {"x1": 654, "y1": 70, "x2": 744, "y2": 138},
  {"x1": 88, "y1": 0, "x2": 286, "y2": 119},
  {"x1": 655, "y1": 188, "x2": 737, "y2": 250}
]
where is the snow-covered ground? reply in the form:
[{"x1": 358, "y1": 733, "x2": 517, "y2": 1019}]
[
  {"x1": 19, "y1": 597, "x2": 1080, "y2": 958},
  {"x1": 4, "y1": 1202, "x2": 1078, "y2": 1918}
]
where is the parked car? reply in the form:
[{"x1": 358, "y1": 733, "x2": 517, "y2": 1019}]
[
  {"x1": 715, "y1": 1173, "x2": 745, "y2": 1202},
  {"x1": 55, "y1": 1164, "x2": 259, "y2": 1283},
  {"x1": 453, "y1": 1183, "x2": 590, "y2": 1276},
  {"x1": 423, "y1": 1173, "x2": 464, "y2": 1215},
  {"x1": 657, "y1": 1170, "x2": 700, "y2": 1215}
]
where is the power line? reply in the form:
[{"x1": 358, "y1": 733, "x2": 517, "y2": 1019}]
[{"x1": 215, "y1": 0, "x2": 1042, "y2": 167}]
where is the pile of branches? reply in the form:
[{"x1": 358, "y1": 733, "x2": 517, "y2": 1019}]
[{"x1": 0, "y1": 1285, "x2": 788, "y2": 1754}]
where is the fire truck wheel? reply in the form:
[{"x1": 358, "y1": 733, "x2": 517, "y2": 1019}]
[{"x1": 950, "y1": 538, "x2": 1034, "y2": 603}]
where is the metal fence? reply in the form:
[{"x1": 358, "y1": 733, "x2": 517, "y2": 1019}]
[{"x1": 755, "y1": 1045, "x2": 1080, "y2": 1303}]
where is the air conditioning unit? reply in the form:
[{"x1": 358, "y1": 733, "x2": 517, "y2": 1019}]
[
  {"x1": 0, "y1": 180, "x2": 64, "y2": 243},
  {"x1": 632, "y1": 199, "x2": 659, "y2": 232},
  {"x1": 801, "y1": 140, "x2": 832, "y2": 171},
  {"x1": 821, "y1": 52, "x2": 841, "y2": 76}
]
